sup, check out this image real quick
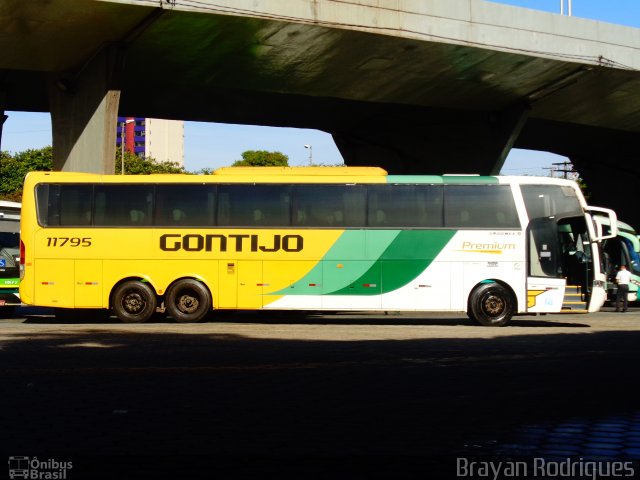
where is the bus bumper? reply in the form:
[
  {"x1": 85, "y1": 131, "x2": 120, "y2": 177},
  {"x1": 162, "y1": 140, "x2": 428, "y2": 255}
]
[
  {"x1": 589, "y1": 282, "x2": 607, "y2": 312},
  {"x1": 0, "y1": 289, "x2": 21, "y2": 307}
]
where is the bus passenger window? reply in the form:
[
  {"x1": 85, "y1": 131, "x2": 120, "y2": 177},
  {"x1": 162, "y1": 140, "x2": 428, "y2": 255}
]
[
  {"x1": 155, "y1": 185, "x2": 215, "y2": 226},
  {"x1": 217, "y1": 185, "x2": 290, "y2": 227},
  {"x1": 367, "y1": 185, "x2": 443, "y2": 228},
  {"x1": 293, "y1": 185, "x2": 366, "y2": 228},
  {"x1": 94, "y1": 185, "x2": 153, "y2": 226}
]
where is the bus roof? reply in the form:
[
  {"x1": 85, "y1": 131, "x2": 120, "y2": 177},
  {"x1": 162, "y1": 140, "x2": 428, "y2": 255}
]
[
  {"x1": 214, "y1": 166, "x2": 387, "y2": 176},
  {"x1": 22, "y1": 169, "x2": 581, "y2": 187}
]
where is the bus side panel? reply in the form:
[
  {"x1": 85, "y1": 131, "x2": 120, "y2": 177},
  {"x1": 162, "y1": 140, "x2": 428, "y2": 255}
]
[
  {"x1": 237, "y1": 260, "x2": 263, "y2": 309},
  {"x1": 381, "y1": 261, "x2": 451, "y2": 310},
  {"x1": 526, "y1": 278, "x2": 565, "y2": 312},
  {"x1": 321, "y1": 261, "x2": 382, "y2": 309},
  {"x1": 217, "y1": 259, "x2": 237, "y2": 309},
  {"x1": 34, "y1": 259, "x2": 74, "y2": 307},
  {"x1": 74, "y1": 260, "x2": 103, "y2": 307},
  {"x1": 263, "y1": 260, "x2": 322, "y2": 308}
]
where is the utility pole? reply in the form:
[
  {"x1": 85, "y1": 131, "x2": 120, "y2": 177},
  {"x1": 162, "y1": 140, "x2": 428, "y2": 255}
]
[
  {"x1": 552, "y1": 161, "x2": 575, "y2": 179},
  {"x1": 304, "y1": 144, "x2": 313, "y2": 166}
]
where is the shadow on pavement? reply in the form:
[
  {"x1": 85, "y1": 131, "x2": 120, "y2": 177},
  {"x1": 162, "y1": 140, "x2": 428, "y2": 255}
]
[{"x1": 1, "y1": 321, "x2": 639, "y2": 478}]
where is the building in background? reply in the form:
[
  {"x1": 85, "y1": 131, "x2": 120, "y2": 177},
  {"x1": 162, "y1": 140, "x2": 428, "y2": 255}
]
[{"x1": 117, "y1": 117, "x2": 184, "y2": 166}]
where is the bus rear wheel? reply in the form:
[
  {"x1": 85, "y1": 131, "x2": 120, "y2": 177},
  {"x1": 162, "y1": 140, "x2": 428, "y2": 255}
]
[
  {"x1": 112, "y1": 281, "x2": 157, "y2": 323},
  {"x1": 468, "y1": 283, "x2": 514, "y2": 327},
  {"x1": 166, "y1": 279, "x2": 211, "y2": 323}
]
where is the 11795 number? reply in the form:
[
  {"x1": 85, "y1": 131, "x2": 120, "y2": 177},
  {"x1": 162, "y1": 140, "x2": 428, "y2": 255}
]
[{"x1": 46, "y1": 237, "x2": 92, "y2": 247}]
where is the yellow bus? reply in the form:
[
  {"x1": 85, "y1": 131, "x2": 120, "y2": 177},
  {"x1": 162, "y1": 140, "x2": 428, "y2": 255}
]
[{"x1": 19, "y1": 168, "x2": 616, "y2": 326}]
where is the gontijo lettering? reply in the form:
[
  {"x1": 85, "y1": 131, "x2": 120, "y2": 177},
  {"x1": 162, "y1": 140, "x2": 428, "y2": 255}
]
[{"x1": 160, "y1": 233, "x2": 304, "y2": 252}]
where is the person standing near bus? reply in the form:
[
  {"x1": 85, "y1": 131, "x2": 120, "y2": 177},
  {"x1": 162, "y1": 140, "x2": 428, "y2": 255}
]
[{"x1": 615, "y1": 265, "x2": 632, "y2": 312}]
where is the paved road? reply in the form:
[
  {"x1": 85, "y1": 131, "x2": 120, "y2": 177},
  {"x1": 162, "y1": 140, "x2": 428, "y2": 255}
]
[{"x1": 1, "y1": 307, "x2": 639, "y2": 479}]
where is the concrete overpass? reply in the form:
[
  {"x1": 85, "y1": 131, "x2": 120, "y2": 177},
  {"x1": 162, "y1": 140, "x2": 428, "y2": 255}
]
[{"x1": 1, "y1": 0, "x2": 639, "y2": 223}]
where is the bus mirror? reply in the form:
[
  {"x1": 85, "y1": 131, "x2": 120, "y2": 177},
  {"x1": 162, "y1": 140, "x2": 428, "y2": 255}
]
[{"x1": 588, "y1": 207, "x2": 618, "y2": 241}]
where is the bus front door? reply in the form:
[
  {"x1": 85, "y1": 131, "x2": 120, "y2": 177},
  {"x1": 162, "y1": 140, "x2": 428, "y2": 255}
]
[{"x1": 527, "y1": 217, "x2": 565, "y2": 312}]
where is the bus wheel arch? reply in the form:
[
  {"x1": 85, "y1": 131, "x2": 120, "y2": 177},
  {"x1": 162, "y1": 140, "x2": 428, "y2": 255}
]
[
  {"x1": 165, "y1": 277, "x2": 212, "y2": 323},
  {"x1": 111, "y1": 278, "x2": 158, "y2": 323},
  {"x1": 467, "y1": 280, "x2": 517, "y2": 327}
]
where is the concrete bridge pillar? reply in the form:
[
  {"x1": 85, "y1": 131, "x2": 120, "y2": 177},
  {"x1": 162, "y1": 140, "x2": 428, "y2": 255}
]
[{"x1": 48, "y1": 45, "x2": 122, "y2": 173}]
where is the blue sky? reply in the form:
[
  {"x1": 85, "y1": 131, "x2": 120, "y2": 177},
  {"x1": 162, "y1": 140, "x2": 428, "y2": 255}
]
[{"x1": 2, "y1": 0, "x2": 637, "y2": 173}]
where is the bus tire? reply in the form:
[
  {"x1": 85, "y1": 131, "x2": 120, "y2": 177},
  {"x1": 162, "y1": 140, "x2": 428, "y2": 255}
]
[
  {"x1": 166, "y1": 279, "x2": 211, "y2": 323},
  {"x1": 468, "y1": 282, "x2": 514, "y2": 327},
  {"x1": 112, "y1": 281, "x2": 157, "y2": 323}
]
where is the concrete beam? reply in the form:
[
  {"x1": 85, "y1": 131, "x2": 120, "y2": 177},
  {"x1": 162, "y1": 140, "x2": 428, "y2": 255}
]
[
  {"x1": 489, "y1": 103, "x2": 530, "y2": 175},
  {"x1": 48, "y1": 45, "x2": 122, "y2": 173}
]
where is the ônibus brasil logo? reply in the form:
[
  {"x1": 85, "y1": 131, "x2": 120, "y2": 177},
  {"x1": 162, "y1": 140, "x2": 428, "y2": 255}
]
[{"x1": 8, "y1": 456, "x2": 73, "y2": 479}]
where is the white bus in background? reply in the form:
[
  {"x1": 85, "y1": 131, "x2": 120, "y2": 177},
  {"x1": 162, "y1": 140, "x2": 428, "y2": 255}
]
[
  {"x1": 594, "y1": 216, "x2": 640, "y2": 303},
  {"x1": 0, "y1": 200, "x2": 21, "y2": 316}
]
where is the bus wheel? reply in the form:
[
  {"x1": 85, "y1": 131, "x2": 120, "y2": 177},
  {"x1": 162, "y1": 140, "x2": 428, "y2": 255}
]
[
  {"x1": 468, "y1": 283, "x2": 514, "y2": 327},
  {"x1": 166, "y1": 279, "x2": 211, "y2": 323},
  {"x1": 112, "y1": 281, "x2": 157, "y2": 323}
]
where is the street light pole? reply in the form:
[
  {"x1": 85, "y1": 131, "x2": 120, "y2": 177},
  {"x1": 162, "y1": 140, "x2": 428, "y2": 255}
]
[{"x1": 304, "y1": 144, "x2": 313, "y2": 166}]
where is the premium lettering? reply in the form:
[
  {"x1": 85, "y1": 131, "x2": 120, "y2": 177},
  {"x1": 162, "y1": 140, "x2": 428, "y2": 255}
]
[
  {"x1": 461, "y1": 241, "x2": 516, "y2": 250},
  {"x1": 160, "y1": 233, "x2": 303, "y2": 252}
]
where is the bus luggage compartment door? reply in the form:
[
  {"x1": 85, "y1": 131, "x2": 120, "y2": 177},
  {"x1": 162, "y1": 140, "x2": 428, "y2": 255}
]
[
  {"x1": 34, "y1": 259, "x2": 74, "y2": 307},
  {"x1": 74, "y1": 260, "x2": 103, "y2": 307}
]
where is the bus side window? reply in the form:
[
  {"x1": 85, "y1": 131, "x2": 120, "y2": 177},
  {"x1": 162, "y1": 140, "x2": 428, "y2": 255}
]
[
  {"x1": 94, "y1": 185, "x2": 153, "y2": 226},
  {"x1": 56, "y1": 184, "x2": 92, "y2": 226},
  {"x1": 156, "y1": 184, "x2": 216, "y2": 226}
]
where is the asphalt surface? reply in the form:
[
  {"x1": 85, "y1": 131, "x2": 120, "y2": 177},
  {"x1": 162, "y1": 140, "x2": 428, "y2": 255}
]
[{"x1": 1, "y1": 306, "x2": 640, "y2": 479}]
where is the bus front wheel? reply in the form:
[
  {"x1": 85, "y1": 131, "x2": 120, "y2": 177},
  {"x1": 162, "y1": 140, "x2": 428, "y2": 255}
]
[
  {"x1": 166, "y1": 279, "x2": 211, "y2": 323},
  {"x1": 112, "y1": 281, "x2": 157, "y2": 323},
  {"x1": 468, "y1": 283, "x2": 514, "y2": 327}
]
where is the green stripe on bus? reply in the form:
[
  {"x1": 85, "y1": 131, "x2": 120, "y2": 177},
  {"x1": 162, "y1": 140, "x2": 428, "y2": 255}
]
[
  {"x1": 274, "y1": 229, "x2": 457, "y2": 296},
  {"x1": 273, "y1": 230, "x2": 400, "y2": 295},
  {"x1": 328, "y1": 230, "x2": 456, "y2": 295},
  {"x1": 386, "y1": 175, "x2": 499, "y2": 184}
]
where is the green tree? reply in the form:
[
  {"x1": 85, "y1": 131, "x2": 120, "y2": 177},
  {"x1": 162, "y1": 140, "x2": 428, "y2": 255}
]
[
  {"x1": 193, "y1": 168, "x2": 215, "y2": 175},
  {"x1": 115, "y1": 150, "x2": 186, "y2": 175},
  {"x1": 0, "y1": 146, "x2": 53, "y2": 201},
  {"x1": 232, "y1": 150, "x2": 289, "y2": 167}
]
